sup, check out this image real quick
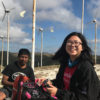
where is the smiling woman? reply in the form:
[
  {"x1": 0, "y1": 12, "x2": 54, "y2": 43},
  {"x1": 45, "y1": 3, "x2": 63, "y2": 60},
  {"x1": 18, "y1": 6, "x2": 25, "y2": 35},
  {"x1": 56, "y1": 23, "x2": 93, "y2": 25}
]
[
  {"x1": 39, "y1": 32, "x2": 100, "y2": 100},
  {"x1": 65, "y1": 35, "x2": 83, "y2": 61}
]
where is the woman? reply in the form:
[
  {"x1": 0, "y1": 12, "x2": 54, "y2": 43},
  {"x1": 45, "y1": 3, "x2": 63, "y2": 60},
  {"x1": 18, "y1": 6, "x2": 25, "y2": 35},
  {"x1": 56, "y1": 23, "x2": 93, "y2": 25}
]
[{"x1": 45, "y1": 32, "x2": 100, "y2": 100}]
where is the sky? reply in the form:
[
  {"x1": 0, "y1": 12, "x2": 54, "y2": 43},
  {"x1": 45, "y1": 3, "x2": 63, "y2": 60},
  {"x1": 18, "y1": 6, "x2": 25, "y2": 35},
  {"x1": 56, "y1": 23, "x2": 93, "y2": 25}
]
[{"x1": 0, "y1": 0, "x2": 100, "y2": 55}]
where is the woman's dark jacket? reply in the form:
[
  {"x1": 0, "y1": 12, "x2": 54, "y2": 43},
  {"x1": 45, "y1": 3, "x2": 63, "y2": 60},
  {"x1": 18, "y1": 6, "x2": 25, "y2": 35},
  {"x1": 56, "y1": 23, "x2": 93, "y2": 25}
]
[{"x1": 52, "y1": 60, "x2": 100, "y2": 100}]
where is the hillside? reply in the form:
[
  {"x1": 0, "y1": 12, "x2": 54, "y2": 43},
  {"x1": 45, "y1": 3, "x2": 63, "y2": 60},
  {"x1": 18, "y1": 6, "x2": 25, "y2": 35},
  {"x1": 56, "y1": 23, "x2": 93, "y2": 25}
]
[
  {"x1": 0, "y1": 51, "x2": 100, "y2": 67},
  {"x1": 0, "y1": 51, "x2": 59, "y2": 67}
]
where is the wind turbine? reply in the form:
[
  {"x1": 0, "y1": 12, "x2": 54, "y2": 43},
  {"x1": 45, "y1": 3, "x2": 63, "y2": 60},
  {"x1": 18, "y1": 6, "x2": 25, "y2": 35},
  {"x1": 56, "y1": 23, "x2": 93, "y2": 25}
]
[
  {"x1": 86, "y1": 19, "x2": 97, "y2": 64},
  {"x1": 92, "y1": 19, "x2": 97, "y2": 64},
  {"x1": 39, "y1": 27, "x2": 54, "y2": 67},
  {"x1": 2, "y1": 1, "x2": 15, "y2": 65}
]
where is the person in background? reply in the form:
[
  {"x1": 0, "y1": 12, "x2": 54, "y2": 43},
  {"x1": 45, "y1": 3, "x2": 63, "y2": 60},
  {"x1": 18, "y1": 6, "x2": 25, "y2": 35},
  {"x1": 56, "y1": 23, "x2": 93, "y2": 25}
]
[
  {"x1": 0, "y1": 48, "x2": 35, "y2": 100},
  {"x1": 41, "y1": 32, "x2": 100, "y2": 100}
]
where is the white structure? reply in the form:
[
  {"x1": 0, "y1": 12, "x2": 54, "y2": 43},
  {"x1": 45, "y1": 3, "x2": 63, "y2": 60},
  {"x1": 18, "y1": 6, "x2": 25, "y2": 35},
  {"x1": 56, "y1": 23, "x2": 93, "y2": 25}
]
[
  {"x1": 31, "y1": 0, "x2": 36, "y2": 70},
  {"x1": 39, "y1": 27, "x2": 54, "y2": 67}
]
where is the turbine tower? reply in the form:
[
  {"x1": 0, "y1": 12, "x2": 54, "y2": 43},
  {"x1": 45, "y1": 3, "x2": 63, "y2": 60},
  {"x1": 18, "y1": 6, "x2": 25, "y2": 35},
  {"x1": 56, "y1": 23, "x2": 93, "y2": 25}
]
[
  {"x1": 87, "y1": 19, "x2": 97, "y2": 64},
  {"x1": 0, "y1": 35, "x2": 6, "y2": 72}
]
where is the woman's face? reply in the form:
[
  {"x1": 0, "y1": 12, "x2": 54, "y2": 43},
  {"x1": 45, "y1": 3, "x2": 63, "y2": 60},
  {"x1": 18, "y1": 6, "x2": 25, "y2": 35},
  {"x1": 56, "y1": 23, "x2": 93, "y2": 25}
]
[{"x1": 66, "y1": 35, "x2": 83, "y2": 61}]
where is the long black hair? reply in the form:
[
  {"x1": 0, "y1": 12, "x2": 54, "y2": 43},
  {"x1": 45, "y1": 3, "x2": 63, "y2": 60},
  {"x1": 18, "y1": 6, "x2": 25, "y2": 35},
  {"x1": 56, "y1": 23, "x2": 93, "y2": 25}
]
[{"x1": 52, "y1": 32, "x2": 94, "y2": 65}]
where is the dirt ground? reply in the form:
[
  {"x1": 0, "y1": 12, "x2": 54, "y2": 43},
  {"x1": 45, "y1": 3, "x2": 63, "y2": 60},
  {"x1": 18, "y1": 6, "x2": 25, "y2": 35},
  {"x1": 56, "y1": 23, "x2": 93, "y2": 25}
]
[
  {"x1": 0, "y1": 64, "x2": 100, "y2": 88},
  {"x1": 34, "y1": 65, "x2": 59, "y2": 80},
  {"x1": 34, "y1": 64, "x2": 100, "y2": 80}
]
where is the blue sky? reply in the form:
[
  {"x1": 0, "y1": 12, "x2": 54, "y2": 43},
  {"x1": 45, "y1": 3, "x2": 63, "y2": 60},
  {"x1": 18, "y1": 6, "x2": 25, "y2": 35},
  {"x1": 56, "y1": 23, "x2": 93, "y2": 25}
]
[{"x1": 0, "y1": 0, "x2": 100, "y2": 55}]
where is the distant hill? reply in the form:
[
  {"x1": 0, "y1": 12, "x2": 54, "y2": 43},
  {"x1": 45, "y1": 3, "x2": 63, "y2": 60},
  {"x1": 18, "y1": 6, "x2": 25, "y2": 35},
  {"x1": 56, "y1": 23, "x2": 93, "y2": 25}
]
[
  {"x1": 35, "y1": 52, "x2": 59, "y2": 67},
  {"x1": 0, "y1": 51, "x2": 17, "y2": 67},
  {"x1": 0, "y1": 51, "x2": 100, "y2": 67},
  {"x1": 0, "y1": 51, "x2": 59, "y2": 67}
]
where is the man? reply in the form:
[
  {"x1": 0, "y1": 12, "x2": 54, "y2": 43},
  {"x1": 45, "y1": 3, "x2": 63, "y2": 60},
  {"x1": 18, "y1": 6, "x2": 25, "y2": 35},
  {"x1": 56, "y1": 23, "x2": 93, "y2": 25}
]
[{"x1": 0, "y1": 48, "x2": 35, "y2": 99}]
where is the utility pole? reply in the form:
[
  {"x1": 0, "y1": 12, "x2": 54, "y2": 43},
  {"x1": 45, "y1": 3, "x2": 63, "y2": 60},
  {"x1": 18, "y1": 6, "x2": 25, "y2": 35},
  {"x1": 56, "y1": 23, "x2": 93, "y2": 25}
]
[
  {"x1": 81, "y1": 0, "x2": 84, "y2": 34},
  {"x1": 31, "y1": 0, "x2": 36, "y2": 70}
]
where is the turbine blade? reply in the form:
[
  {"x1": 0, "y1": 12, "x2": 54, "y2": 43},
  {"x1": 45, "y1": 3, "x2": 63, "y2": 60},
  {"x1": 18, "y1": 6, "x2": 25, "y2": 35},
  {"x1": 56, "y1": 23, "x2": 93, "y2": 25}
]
[
  {"x1": 2, "y1": 1, "x2": 6, "y2": 10},
  {"x1": 10, "y1": 7, "x2": 15, "y2": 11},
  {"x1": 87, "y1": 22, "x2": 93, "y2": 24},
  {"x1": 2, "y1": 12, "x2": 6, "y2": 21},
  {"x1": 20, "y1": 10, "x2": 26, "y2": 17},
  {"x1": 50, "y1": 27, "x2": 54, "y2": 32},
  {"x1": 86, "y1": 21, "x2": 93, "y2": 25}
]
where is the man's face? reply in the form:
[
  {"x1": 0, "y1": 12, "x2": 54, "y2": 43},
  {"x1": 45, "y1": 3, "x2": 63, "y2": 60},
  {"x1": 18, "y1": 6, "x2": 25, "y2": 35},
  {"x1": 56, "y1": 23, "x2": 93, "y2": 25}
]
[{"x1": 18, "y1": 54, "x2": 29, "y2": 66}]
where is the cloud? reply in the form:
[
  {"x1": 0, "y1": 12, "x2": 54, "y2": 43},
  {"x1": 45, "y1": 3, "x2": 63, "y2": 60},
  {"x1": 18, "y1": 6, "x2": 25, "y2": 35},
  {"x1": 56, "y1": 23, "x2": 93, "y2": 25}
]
[
  {"x1": 37, "y1": 8, "x2": 81, "y2": 31},
  {"x1": 0, "y1": 0, "x2": 81, "y2": 45},
  {"x1": 9, "y1": 26, "x2": 32, "y2": 44},
  {"x1": 88, "y1": 39, "x2": 100, "y2": 55},
  {"x1": 37, "y1": 0, "x2": 72, "y2": 10},
  {"x1": 0, "y1": 0, "x2": 32, "y2": 45},
  {"x1": 36, "y1": 0, "x2": 81, "y2": 31},
  {"x1": 0, "y1": 25, "x2": 31, "y2": 44},
  {"x1": 87, "y1": 0, "x2": 100, "y2": 21},
  {"x1": 10, "y1": 26, "x2": 28, "y2": 38},
  {"x1": 88, "y1": 39, "x2": 100, "y2": 43},
  {"x1": 21, "y1": 38, "x2": 32, "y2": 44}
]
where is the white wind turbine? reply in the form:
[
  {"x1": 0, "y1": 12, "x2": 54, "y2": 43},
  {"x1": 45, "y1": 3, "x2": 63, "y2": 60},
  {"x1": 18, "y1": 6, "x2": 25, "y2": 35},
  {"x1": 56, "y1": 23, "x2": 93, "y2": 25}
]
[
  {"x1": 2, "y1": 1, "x2": 15, "y2": 65},
  {"x1": 38, "y1": 26, "x2": 54, "y2": 67},
  {"x1": 86, "y1": 18, "x2": 98, "y2": 64}
]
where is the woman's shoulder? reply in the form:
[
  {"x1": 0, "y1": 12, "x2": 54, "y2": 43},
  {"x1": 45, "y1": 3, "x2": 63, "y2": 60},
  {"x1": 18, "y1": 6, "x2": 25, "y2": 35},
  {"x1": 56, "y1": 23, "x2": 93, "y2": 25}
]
[
  {"x1": 78, "y1": 60, "x2": 94, "y2": 72},
  {"x1": 79, "y1": 60, "x2": 93, "y2": 67}
]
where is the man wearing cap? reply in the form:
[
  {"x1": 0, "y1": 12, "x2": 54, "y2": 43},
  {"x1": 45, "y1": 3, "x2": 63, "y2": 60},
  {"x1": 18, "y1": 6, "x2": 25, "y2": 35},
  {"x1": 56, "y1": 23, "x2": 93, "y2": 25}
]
[{"x1": 0, "y1": 48, "x2": 35, "y2": 100}]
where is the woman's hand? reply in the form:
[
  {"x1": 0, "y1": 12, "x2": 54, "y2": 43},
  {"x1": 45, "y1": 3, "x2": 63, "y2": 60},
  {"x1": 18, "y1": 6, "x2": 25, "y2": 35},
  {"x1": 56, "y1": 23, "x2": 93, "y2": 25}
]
[
  {"x1": 35, "y1": 78, "x2": 52, "y2": 86},
  {"x1": 47, "y1": 80, "x2": 52, "y2": 85},
  {"x1": 35, "y1": 78, "x2": 46, "y2": 86},
  {"x1": 47, "y1": 84, "x2": 58, "y2": 96}
]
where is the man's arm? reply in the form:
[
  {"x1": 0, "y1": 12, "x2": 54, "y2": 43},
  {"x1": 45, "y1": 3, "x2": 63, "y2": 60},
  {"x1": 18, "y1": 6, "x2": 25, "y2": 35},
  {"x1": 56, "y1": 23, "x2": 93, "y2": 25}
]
[{"x1": 2, "y1": 75, "x2": 14, "y2": 86}]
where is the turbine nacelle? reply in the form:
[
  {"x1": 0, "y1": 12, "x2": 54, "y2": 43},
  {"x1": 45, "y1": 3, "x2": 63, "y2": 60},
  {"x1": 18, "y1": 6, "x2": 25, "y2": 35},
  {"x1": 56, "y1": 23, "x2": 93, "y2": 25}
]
[{"x1": 93, "y1": 19, "x2": 97, "y2": 23}]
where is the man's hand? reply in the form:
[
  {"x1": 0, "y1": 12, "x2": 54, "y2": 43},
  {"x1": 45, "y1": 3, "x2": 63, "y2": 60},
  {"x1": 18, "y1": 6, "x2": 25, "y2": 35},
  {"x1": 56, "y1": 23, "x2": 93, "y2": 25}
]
[
  {"x1": 0, "y1": 91, "x2": 6, "y2": 100},
  {"x1": 2, "y1": 75, "x2": 14, "y2": 86}
]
